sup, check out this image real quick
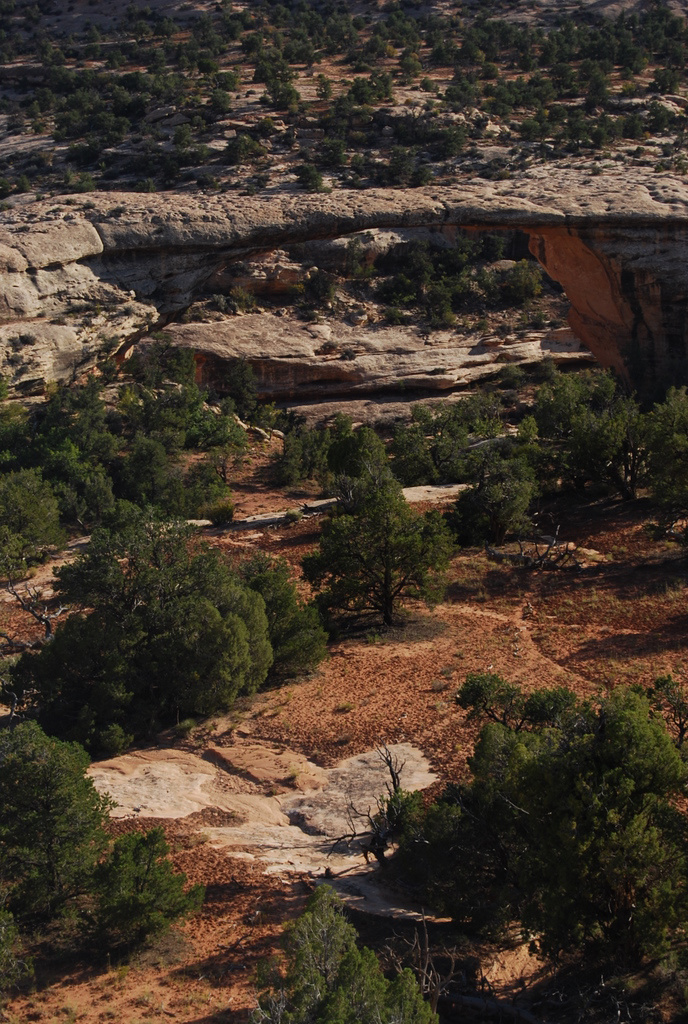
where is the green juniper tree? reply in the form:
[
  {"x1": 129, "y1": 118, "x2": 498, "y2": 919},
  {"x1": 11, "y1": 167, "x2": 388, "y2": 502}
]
[
  {"x1": 0, "y1": 722, "x2": 203, "y2": 953},
  {"x1": 401, "y1": 686, "x2": 688, "y2": 965},
  {"x1": 95, "y1": 827, "x2": 204, "y2": 945},
  {"x1": 447, "y1": 450, "x2": 536, "y2": 545},
  {"x1": 239, "y1": 552, "x2": 327, "y2": 677},
  {"x1": 0, "y1": 468, "x2": 65, "y2": 577},
  {"x1": 14, "y1": 508, "x2": 272, "y2": 753},
  {"x1": 303, "y1": 468, "x2": 452, "y2": 627},
  {"x1": 254, "y1": 886, "x2": 436, "y2": 1024},
  {"x1": 0, "y1": 721, "x2": 110, "y2": 918}
]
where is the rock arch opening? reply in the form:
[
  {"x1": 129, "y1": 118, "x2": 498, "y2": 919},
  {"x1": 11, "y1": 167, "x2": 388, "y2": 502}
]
[{"x1": 3, "y1": 177, "x2": 688, "y2": 400}]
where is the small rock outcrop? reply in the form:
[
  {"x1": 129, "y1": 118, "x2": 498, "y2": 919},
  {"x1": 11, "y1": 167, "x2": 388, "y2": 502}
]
[{"x1": 3, "y1": 169, "x2": 688, "y2": 393}]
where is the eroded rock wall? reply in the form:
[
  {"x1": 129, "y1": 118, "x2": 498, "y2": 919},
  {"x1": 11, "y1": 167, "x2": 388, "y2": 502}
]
[
  {"x1": 167, "y1": 315, "x2": 592, "y2": 402},
  {"x1": 2, "y1": 170, "x2": 688, "y2": 394}
]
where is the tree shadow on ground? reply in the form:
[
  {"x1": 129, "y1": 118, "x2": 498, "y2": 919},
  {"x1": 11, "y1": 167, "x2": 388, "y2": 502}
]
[
  {"x1": 183, "y1": 1011, "x2": 235, "y2": 1023},
  {"x1": 522, "y1": 952, "x2": 681, "y2": 1024},
  {"x1": 447, "y1": 546, "x2": 688, "y2": 610},
  {"x1": 329, "y1": 610, "x2": 449, "y2": 645},
  {"x1": 172, "y1": 882, "x2": 308, "y2": 990},
  {"x1": 266, "y1": 524, "x2": 322, "y2": 549},
  {"x1": 445, "y1": 563, "x2": 535, "y2": 603},
  {"x1": 562, "y1": 609, "x2": 688, "y2": 668},
  {"x1": 27, "y1": 925, "x2": 192, "y2": 994},
  {"x1": 530, "y1": 556, "x2": 688, "y2": 608}
]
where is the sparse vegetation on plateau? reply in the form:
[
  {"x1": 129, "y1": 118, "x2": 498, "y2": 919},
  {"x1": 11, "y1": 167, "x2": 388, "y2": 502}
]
[{"x1": 1, "y1": 0, "x2": 688, "y2": 194}]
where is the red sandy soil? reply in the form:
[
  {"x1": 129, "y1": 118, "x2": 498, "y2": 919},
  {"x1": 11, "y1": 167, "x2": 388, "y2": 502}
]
[
  {"x1": 229, "y1": 435, "x2": 321, "y2": 521},
  {"x1": 8, "y1": 839, "x2": 311, "y2": 1024}
]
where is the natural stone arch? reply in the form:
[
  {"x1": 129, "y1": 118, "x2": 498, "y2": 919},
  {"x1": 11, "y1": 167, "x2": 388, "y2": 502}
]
[{"x1": 3, "y1": 170, "x2": 688, "y2": 396}]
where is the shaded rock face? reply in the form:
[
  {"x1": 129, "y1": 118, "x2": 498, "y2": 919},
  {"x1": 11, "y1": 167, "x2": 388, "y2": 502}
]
[
  {"x1": 3, "y1": 171, "x2": 688, "y2": 395},
  {"x1": 208, "y1": 249, "x2": 303, "y2": 298},
  {"x1": 529, "y1": 224, "x2": 688, "y2": 391}
]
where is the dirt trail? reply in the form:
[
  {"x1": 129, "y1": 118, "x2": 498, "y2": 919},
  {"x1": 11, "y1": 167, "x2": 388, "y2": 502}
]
[{"x1": 450, "y1": 601, "x2": 593, "y2": 693}]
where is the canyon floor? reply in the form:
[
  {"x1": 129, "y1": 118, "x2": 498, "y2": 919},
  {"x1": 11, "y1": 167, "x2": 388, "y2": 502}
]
[{"x1": 2, "y1": 440, "x2": 687, "y2": 1024}]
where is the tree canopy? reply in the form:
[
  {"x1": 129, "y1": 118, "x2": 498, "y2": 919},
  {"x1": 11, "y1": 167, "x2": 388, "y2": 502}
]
[
  {"x1": 0, "y1": 468, "x2": 64, "y2": 577},
  {"x1": 303, "y1": 469, "x2": 452, "y2": 626},
  {"x1": 95, "y1": 827, "x2": 204, "y2": 944},
  {"x1": 0, "y1": 722, "x2": 203, "y2": 970},
  {"x1": 0, "y1": 365, "x2": 246, "y2": 531},
  {"x1": 447, "y1": 450, "x2": 536, "y2": 545},
  {"x1": 14, "y1": 508, "x2": 274, "y2": 754},
  {"x1": 0, "y1": 721, "x2": 109, "y2": 918},
  {"x1": 239, "y1": 552, "x2": 328, "y2": 677},
  {"x1": 254, "y1": 885, "x2": 437, "y2": 1024},
  {"x1": 400, "y1": 685, "x2": 688, "y2": 965}
]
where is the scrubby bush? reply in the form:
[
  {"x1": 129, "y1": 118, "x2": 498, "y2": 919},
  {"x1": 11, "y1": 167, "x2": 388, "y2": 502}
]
[
  {"x1": 204, "y1": 496, "x2": 235, "y2": 525},
  {"x1": 296, "y1": 162, "x2": 324, "y2": 191},
  {"x1": 224, "y1": 133, "x2": 267, "y2": 165},
  {"x1": 447, "y1": 451, "x2": 536, "y2": 545},
  {"x1": 502, "y1": 260, "x2": 542, "y2": 304}
]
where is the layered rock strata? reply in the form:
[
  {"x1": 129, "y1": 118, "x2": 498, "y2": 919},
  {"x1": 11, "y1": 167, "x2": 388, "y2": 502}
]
[
  {"x1": 164, "y1": 315, "x2": 593, "y2": 403},
  {"x1": 3, "y1": 169, "x2": 688, "y2": 393}
]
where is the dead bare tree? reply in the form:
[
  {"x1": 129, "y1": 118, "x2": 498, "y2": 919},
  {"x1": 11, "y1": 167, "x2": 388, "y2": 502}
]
[
  {"x1": 377, "y1": 742, "x2": 405, "y2": 795},
  {"x1": 330, "y1": 744, "x2": 407, "y2": 865},
  {"x1": 385, "y1": 913, "x2": 543, "y2": 1022},
  {"x1": 251, "y1": 989, "x2": 288, "y2": 1024},
  {"x1": 0, "y1": 580, "x2": 68, "y2": 654},
  {"x1": 485, "y1": 527, "x2": 581, "y2": 571},
  {"x1": 386, "y1": 912, "x2": 466, "y2": 1014},
  {"x1": 332, "y1": 792, "x2": 392, "y2": 866}
]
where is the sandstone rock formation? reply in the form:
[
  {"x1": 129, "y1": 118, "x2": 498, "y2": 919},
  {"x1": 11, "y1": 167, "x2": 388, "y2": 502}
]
[
  {"x1": 164, "y1": 314, "x2": 592, "y2": 403},
  {"x1": 3, "y1": 169, "x2": 688, "y2": 394}
]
